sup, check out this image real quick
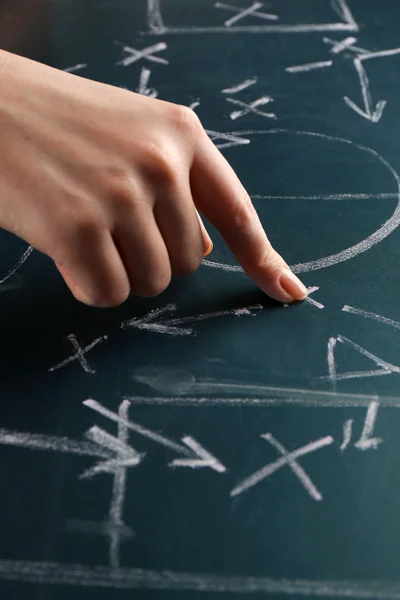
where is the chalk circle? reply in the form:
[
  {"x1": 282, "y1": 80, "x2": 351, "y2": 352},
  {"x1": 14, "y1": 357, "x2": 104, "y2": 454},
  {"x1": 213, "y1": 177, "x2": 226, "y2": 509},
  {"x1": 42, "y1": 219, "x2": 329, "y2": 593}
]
[{"x1": 203, "y1": 129, "x2": 400, "y2": 275}]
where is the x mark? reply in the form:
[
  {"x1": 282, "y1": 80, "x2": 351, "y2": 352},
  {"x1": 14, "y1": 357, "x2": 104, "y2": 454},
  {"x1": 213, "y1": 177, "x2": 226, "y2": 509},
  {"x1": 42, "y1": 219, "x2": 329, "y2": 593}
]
[
  {"x1": 215, "y1": 2, "x2": 279, "y2": 27},
  {"x1": 49, "y1": 334, "x2": 107, "y2": 374},
  {"x1": 116, "y1": 41, "x2": 168, "y2": 67},
  {"x1": 226, "y1": 95, "x2": 276, "y2": 120},
  {"x1": 231, "y1": 433, "x2": 333, "y2": 500}
]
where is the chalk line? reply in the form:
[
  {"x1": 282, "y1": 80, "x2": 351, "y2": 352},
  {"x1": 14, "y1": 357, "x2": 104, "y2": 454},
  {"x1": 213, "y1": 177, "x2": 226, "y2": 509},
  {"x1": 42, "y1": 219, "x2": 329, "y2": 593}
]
[
  {"x1": 147, "y1": 24, "x2": 359, "y2": 35},
  {"x1": 109, "y1": 400, "x2": 130, "y2": 569},
  {"x1": 64, "y1": 63, "x2": 87, "y2": 73},
  {"x1": 354, "y1": 401, "x2": 382, "y2": 451},
  {"x1": 84, "y1": 399, "x2": 193, "y2": 457},
  {"x1": 202, "y1": 128, "x2": 400, "y2": 275},
  {"x1": 251, "y1": 193, "x2": 397, "y2": 201},
  {"x1": 170, "y1": 436, "x2": 226, "y2": 473},
  {"x1": 215, "y1": 2, "x2": 279, "y2": 25},
  {"x1": 340, "y1": 419, "x2": 353, "y2": 451},
  {"x1": 286, "y1": 61, "x2": 333, "y2": 73},
  {"x1": 342, "y1": 305, "x2": 400, "y2": 331},
  {"x1": 222, "y1": 78, "x2": 257, "y2": 94},
  {"x1": 147, "y1": 0, "x2": 165, "y2": 32},
  {"x1": 360, "y1": 48, "x2": 400, "y2": 62},
  {"x1": 230, "y1": 435, "x2": 334, "y2": 498},
  {"x1": 49, "y1": 335, "x2": 106, "y2": 374},
  {"x1": 327, "y1": 337, "x2": 337, "y2": 392},
  {"x1": 4, "y1": 560, "x2": 400, "y2": 595},
  {"x1": 65, "y1": 519, "x2": 134, "y2": 541},
  {"x1": 0, "y1": 428, "x2": 112, "y2": 459},
  {"x1": 0, "y1": 246, "x2": 33, "y2": 284}
]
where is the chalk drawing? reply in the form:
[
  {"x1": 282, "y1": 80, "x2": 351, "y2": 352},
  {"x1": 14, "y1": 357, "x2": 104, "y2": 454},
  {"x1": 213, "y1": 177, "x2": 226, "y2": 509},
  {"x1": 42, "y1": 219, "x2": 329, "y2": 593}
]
[
  {"x1": 230, "y1": 434, "x2": 334, "y2": 499},
  {"x1": 202, "y1": 129, "x2": 400, "y2": 274}
]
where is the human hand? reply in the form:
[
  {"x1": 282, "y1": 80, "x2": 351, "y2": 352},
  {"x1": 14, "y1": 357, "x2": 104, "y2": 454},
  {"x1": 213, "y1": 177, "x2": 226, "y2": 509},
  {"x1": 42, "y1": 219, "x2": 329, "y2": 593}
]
[{"x1": 0, "y1": 50, "x2": 307, "y2": 307}]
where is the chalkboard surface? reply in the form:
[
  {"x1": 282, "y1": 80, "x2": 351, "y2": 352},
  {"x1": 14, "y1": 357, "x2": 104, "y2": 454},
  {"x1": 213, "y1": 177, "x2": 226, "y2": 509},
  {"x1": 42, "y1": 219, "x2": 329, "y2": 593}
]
[{"x1": 2, "y1": 1, "x2": 400, "y2": 598}]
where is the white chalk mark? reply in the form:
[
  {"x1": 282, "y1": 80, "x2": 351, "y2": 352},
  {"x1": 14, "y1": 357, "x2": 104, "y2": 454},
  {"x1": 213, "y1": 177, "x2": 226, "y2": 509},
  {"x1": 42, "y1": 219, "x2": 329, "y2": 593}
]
[
  {"x1": 84, "y1": 400, "x2": 191, "y2": 457},
  {"x1": 206, "y1": 129, "x2": 251, "y2": 149},
  {"x1": 344, "y1": 57, "x2": 386, "y2": 122},
  {"x1": 66, "y1": 519, "x2": 134, "y2": 541},
  {"x1": 342, "y1": 305, "x2": 400, "y2": 331},
  {"x1": 116, "y1": 41, "x2": 168, "y2": 66},
  {"x1": 222, "y1": 78, "x2": 257, "y2": 94},
  {"x1": 323, "y1": 36, "x2": 368, "y2": 55},
  {"x1": 221, "y1": 2, "x2": 263, "y2": 27},
  {"x1": 305, "y1": 287, "x2": 324, "y2": 310},
  {"x1": 64, "y1": 63, "x2": 87, "y2": 73},
  {"x1": 0, "y1": 428, "x2": 112, "y2": 460},
  {"x1": 321, "y1": 335, "x2": 400, "y2": 383},
  {"x1": 79, "y1": 425, "x2": 144, "y2": 479},
  {"x1": 0, "y1": 245, "x2": 33, "y2": 284},
  {"x1": 251, "y1": 193, "x2": 397, "y2": 201},
  {"x1": 49, "y1": 334, "x2": 106, "y2": 374},
  {"x1": 0, "y1": 276, "x2": 24, "y2": 294},
  {"x1": 137, "y1": 67, "x2": 158, "y2": 98},
  {"x1": 122, "y1": 303, "x2": 262, "y2": 335},
  {"x1": 327, "y1": 337, "x2": 337, "y2": 392},
  {"x1": 170, "y1": 436, "x2": 226, "y2": 473},
  {"x1": 354, "y1": 401, "x2": 382, "y2": 451},
  {"x1": 360, "y1": 48, "x2": 400, "y2": 63},
  {"x1": 147, "y1": 0, "x2": 165, "y2": 33},
  {"x1": 109, "y1": 400, "x2": 131, "y2": 569},
  {"x1": 339, "y1": 336, "x2": 400, "y2": 374},
  {"x1": 215, "y1": 2, "x2": 279, "y2": 23},
  {"x1": 124, "y1": 382, "x2": 400, "y2": 407},
  {"x1": 8, "y1": 559, "x2": 400, "y2": 594},
  {"x1": 230, "y1": 434, "x2": 333, "y2": 499},
  {"x1": 330, "y1": 0, "x2": 358, "y2": 28},
  {"x1": 215, "y1": 2, "x2": 278, "y2": 27},
  {"x1": 286, "y1": 60, "x2": 333, "y2": 73},
  {"x1": 324, "y1": 36, "x2": 358, "y2": 54},
  {"x1": 121, "y1": 304, "x2": 192, "y2": 336},
  {"x1": 201, "y1": 128, "x2": 400, "y2": 275},
  {"x1": 340, "y1": 419, "x2": 353, "y2": 451},
  {"x1": 165, "y1": 304, "x2": 263, "y2": 326},
  {"x1": 149, "y1": 24, "x2": 358, "y2": 35},
  {"x1": 84, "y1": 400, "x2": 223, "y2": 471},
  {"x1": 226, "y1": 96, "x2": 276, "y2": 120},
  {"x1": 188, "y1": 101, "x2": 200, "y2": 111}
]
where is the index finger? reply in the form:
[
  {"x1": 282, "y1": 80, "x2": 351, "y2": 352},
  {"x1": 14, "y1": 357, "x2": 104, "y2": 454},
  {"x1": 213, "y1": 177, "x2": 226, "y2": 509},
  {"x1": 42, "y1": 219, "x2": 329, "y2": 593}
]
[{"x1": 190, "y1": 131, "x2": 308, "y2": 304}]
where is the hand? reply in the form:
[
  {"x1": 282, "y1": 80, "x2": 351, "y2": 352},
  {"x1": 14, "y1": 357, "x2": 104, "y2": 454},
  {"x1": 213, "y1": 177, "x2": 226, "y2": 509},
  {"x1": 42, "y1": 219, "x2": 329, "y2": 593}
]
[{"x1": 0, "y1": 50, "x2": 307, "y2": 307}]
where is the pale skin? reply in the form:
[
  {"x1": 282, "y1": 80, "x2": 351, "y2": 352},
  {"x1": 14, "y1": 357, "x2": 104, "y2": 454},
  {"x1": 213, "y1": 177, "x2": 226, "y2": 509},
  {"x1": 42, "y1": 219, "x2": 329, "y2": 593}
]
[{"x1": 0, "y1": 50, "x2": 308, "y2": 307}]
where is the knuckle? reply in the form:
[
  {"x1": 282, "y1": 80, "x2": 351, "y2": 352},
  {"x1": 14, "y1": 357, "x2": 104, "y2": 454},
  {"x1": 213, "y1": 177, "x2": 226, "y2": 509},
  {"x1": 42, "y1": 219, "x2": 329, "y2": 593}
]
[
  {"x1": 170, "y1": 104, "x2": 202, "y2": 136},
  {"x1": 229, "y1": 194, "x2": 256, "y2": 233},
  {"x1": 255, "y1": 247, "x2": 283, "y2": 279},
  {"x1": 144, "y1": 145, "x2": 179, "y2": 188}
]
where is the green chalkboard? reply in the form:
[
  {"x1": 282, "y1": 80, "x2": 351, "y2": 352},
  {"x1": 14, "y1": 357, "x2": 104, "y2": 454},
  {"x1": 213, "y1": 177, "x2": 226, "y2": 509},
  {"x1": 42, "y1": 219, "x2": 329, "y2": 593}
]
[{"x1": 2, "y1": 1, "x2": 400, "y2": 598}]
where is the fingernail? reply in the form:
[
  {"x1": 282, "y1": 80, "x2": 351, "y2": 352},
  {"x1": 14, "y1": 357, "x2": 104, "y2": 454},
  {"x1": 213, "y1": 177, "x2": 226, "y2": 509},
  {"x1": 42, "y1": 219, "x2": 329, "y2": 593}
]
[
  {"x1": 204, "y1": 239, "x2": 213, "y2": 257},
  {"x1": 279, "y1": 269, "x2": 308, "y2": 302}
]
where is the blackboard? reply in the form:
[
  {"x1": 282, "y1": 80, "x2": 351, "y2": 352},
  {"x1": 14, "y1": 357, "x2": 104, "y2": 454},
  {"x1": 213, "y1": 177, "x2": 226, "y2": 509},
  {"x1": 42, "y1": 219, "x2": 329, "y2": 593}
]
[{"x1": 2, "y1": 1, "x2": 400, "y2": 598}]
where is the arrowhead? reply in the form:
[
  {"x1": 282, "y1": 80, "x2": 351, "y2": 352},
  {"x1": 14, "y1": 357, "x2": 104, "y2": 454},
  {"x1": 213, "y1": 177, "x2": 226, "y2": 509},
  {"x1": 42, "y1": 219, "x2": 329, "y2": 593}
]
[
  {"x1": 121, "y1": 304, "x2": 193, "y2": 336},
  {"x1": 79, "y1": 426, "x2": 145, "y2": 479},
  {"x1": 344, "y1": 96, "x2": 386, "y2": 123},
  {"x1": 169, "y1": 436, "x2": 226, "y2": 473}
]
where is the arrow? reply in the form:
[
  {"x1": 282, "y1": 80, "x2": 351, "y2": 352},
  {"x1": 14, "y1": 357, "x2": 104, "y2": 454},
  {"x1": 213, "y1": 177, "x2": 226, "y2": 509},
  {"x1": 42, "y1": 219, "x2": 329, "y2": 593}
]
[
  {"x1": 84, "y1": 399, "x2": 226, "y2": 473},
  {"x1": 79, "y1": 426, "x2": 145, "y2": 479},
  {"x1": 0, "y1": 428, "x2": 114, "y2": 460},
  {"x1": 344, "y1": 57, "x2": 386, "y2": 123},
  {"x1": 121, "y1": 303, "x2": 264, "y2": 336},
  {"x1": 121, "y1": 304, "x2": 192, "y2": 336}
]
